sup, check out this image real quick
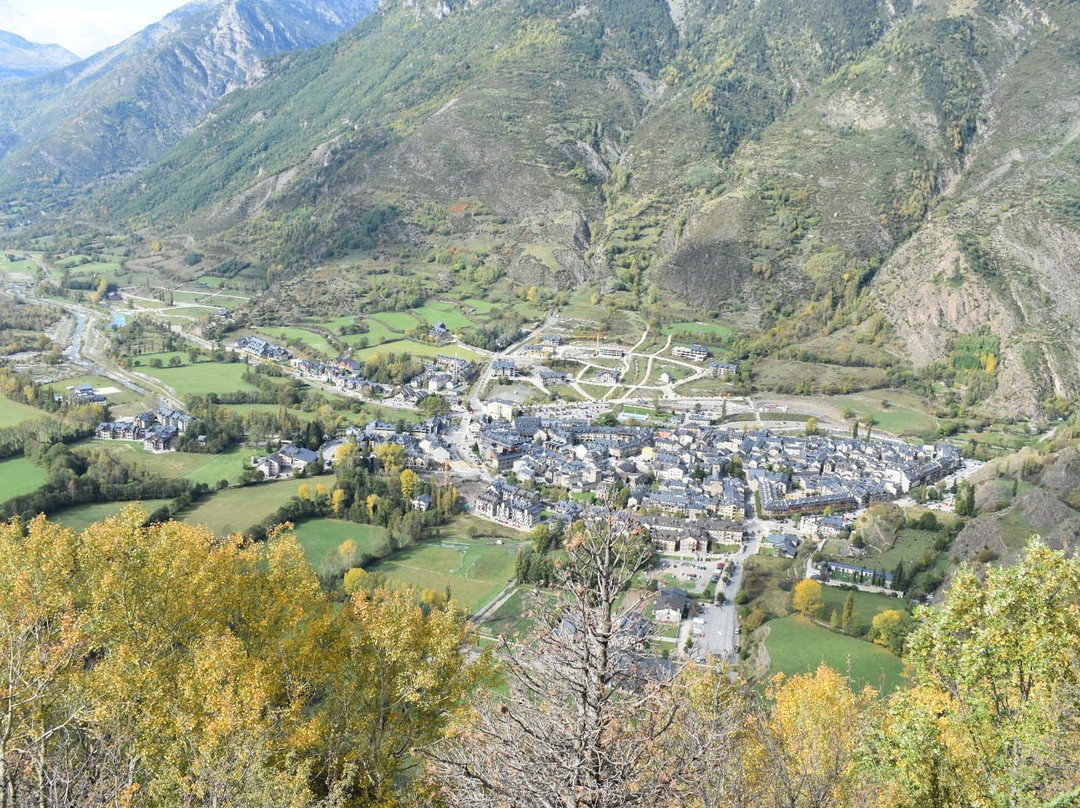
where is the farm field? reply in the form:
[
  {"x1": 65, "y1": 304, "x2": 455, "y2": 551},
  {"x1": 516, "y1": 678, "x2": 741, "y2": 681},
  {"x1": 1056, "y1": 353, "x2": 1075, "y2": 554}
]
[
  {"x1": 0, "y1": 456, "x2": 47, "y2": 500},
  {"x1": 51, "y1": 499, "x2": 173, "y2": 530},
  {"x1": 415, "y1": 302, "x2": 476, "y2": 331},
  {"x1": 350, "y1": 339, "x2": 484, "y2": 363},
  {"x1": 461, "y1": 298, "x2": 497, "y2": 314},
  {"x1": 341, "y1": 318, "x2": 398, "y2": 347},
  {"x1": 177, "y1": 479, "x2": 309, "y2": 536},
  {"x1": 818, "y1": 587, "x2": 906, "y2": 636},
  {"x1": 663, "y1": 321, "x2": 733, "y2": 341},
  {"x1": 224, "y1": 403, "x2": 318, "y2": 421},
  {"x1": 0, "y1": 258, "x2": 38, "y2": 278},
  {"x1": 765, "y1": 615, "x2": 906, "y2": 693},
  {"x1": 256, "y1": 327, "x2": 337, "y2": 357},
  {"x1": 371, "y1": 311, "x2": 423, "y2": 331},
  {"x1": 138, "y1": 361, "x2": 259, "y2": 398},
  {"x1": 291, "y1": 518, "x2": 389, "y2": 566},
  {"x1": 0, "y1": 396, "x2": 45, "y2": 428},
  {"x1": 827, "y1": 391, "x2": 938, "y2": 437},
  {"x1": 368, "y1": 539, "x2": 520, "y2": 612},
  {"x1": 754, "y1": 359, "x2": 889, "y2": 396}
]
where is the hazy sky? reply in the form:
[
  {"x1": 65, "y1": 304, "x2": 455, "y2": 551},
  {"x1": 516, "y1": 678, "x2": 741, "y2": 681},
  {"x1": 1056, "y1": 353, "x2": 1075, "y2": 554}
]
[{"x1": 0, "y1": 0, "x2": 188, "y2": 58}]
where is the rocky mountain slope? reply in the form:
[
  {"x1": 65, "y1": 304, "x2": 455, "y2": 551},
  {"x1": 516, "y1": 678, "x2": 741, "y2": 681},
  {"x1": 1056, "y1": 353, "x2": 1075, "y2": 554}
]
[
  {"x1": 21, "y1": 0, "x2": 1080, "y2": 417},
  {"x1": 0, "y1": 0, "x2": 378, "y2": 203},
  {"x1": 0, "y1": 31, "x2": 78, "y2": 81}
]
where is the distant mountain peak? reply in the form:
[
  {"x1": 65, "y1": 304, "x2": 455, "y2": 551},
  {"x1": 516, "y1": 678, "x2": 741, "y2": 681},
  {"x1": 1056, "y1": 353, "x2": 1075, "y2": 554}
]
[
  {"x1": 0, "y1": 0, "x2": 379, "y2": 192},
  {"x1": 0, "y1": 30, "x2": 79, "y2": 81}
]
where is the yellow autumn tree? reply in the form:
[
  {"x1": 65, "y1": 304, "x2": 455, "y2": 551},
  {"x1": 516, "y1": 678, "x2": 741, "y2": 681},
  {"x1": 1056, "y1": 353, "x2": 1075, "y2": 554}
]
[
  {"x1": 332, "y1": 487, "x2": 347, "y2": 516},
  {"x1": 336, "y1": 439, "x2": 359, "y2": 468},
  {"x1": 792, "y1": 578, "x2": 824, "y2": 618},
  {"x1": 0, "y1": 508, "x2": 488, "y2": 805},
  {"x1": 748, "y1": 666, "x2": 876, "y2": 807},
  {"x1": 400, "y1": 468, "x2": 421, "y2": 501},
  {"x1": 375, "y1": 442, "x2": 406, "y2": 475}
]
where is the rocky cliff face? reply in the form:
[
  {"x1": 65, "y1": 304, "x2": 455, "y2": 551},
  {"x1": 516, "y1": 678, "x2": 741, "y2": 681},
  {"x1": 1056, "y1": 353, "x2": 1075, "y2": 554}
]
[
  {"x1": 0, "y1": 31, "x2": 78, "y2": 81},
  {"x1": 0, "y1": 0, "x2": 378, "y2": 196}
]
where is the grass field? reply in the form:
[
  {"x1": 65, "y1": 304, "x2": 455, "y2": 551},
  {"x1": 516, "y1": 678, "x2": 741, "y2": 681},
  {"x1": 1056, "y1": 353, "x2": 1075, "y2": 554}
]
[
  {"x1": 827, "y1": 391, "x2": 938, "y2": 437},
  {"x1": 0, "y1": 397, "x2": 45, "y2": 428},
  {"x1": 872, "y1": 528, "x2": 938, "y2": 569},
  {"x1": 663, "y1": 321, "x2": 733, "y2": 341},
  {"x1": 58, "y1": 375, "x2": 142, "y2": 408},
  {"x1": 462, "y1": 298, "x2": 498, "y2": 314},
  {"x1": 479, "y1": 587, "x2": 546, "y2": 639},
  {"x1": 224, "y1": 403, "x2": 317, "y2": 421},
  {"x1": 350, "y1": 339, "x2": 484, "y2": 363},
  {"x1": 139, "y1": 361, "x2": 259, "y2": 398},
  {"x1": 818, "y1": 587, "x2": 906, "y2": 636},
  {"x1": 369, "y1": 539, "x2": 520, "y2": 612},
  {"x1": 755, "y1": 359, "x2": 889, "y2": 396},
  {"x1": 765, "y1": 615, "x2": 906, "y2": 693},
  {"x1": 291, "y1": 518, "x2": 389, "y2": 566},
  {"x1": 341, "y1": 318, "x2": 399, "y2": 347},
  {"x1": 415, "y1": 302, "x2": 476, "y2": 331},
  {"x1": 0, "y1": 456, "x2": 47, "y2": 500},
  {"x1": 256, "y1": 327, "x2": 337, "y2": 358},
  {"x1": 371, "y1": 311, "x2": 424, "y2": 331},
  {"x1": 178, "y1": 479, "x2": 309, "y2": 536},
  {"x1": 0, "y1": 258, "x2": 38, "y2": 278},
  {"x1": 51, "y1": 499, "x2": 173, "y2": 530}
]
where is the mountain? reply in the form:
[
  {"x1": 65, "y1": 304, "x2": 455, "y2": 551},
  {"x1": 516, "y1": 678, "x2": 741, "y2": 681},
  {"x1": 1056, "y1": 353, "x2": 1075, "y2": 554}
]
[
  {"x1": 0, "y1": 31, "x2": 78, "y2": 81},
  {"x1": 0, "y1": 0, "x2": 378, "y2": 201},
  {"x1": 39, "y1": 0, "x2": 1080, "y2": 417}
]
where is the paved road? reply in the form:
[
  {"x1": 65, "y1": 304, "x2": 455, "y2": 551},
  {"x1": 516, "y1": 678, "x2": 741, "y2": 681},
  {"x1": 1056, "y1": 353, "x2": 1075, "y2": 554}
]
[{"x1": 695, "y1": 534, "x2": 760, "y2": 662}]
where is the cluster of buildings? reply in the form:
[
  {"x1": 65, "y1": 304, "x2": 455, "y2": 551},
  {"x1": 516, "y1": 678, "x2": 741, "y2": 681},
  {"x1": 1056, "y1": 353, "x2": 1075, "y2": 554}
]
[
  {"x1": 254, "y1": 443, "x2": 318, "y2": 479},
  {"x1": 289, "y1": 353, "x2": 479, "y2": 407},
  {"x1": 316, "y1": 416, "x2": 455, "y2": 473},
  {"x1": 473, "y1": 481, "x2": 543, "y2": 530},
  {"x1": 94, "y1": 406, "x2": 194, "y2": 453},
  {"x1": 69, "y1": 384, "x2": 107, "y2": 404},
  {"x1": 234, "y1": 336, "x2": 291, "y2": 361},
  {"x1": 471, "y1": 412, "x2": 961, "y2": 554}
]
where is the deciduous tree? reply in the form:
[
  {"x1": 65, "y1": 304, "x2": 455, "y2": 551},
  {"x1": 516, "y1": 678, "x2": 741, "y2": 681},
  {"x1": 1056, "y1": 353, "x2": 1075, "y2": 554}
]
[{"x1": 793, "y1": 579, "x2": 824, "y2": 618}]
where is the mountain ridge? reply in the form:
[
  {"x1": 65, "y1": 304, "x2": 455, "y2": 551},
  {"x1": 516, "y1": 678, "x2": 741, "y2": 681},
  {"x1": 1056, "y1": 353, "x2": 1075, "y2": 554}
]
[
  {"x1": 0, "y1": 30, "x2": 79, "y2": 81},
  {"x1": 0, "y1": 0, "x2": 379, "y2": 202}
]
